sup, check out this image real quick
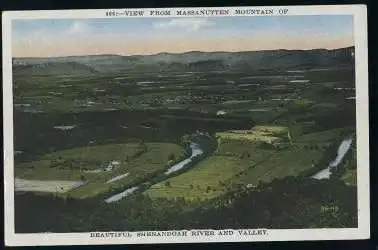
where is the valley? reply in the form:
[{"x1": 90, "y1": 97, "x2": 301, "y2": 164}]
[{"x1": 13, "y1": 47, "x2": 358, "y2": 232}]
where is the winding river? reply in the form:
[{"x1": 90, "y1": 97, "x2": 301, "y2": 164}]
[
  {"x1": 105, "y1": 137, "x2": 352, "y2": 203},
  {"x1": 165, "y1": 143, "x2": 203, "y2": 175},
  {"x1": 104, "y1": 142, "x2": 204, "y2": 203},
  {"x1": 105, "y1": 187, "x2": 139, "y2": 203},
  {"x1": 311, "y1": 138, "x2": 353, "y2": 180}
]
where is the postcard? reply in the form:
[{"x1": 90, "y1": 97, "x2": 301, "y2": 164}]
[{"x1": 2, "y1": 4, "x2": 369, "y2": 246}]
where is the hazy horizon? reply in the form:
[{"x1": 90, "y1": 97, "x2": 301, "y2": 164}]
[
  {"x1": 12, "y1": 15, "x2": 354, "y2": 58},
  {"x1": 12, "y1": 45, "x2": 354, "y2": 59}
]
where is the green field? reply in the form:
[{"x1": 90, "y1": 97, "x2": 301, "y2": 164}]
[
  {"x1": 145, "y1": 142, "x2": 326, "y2": 200},
  {"x1": 146, "y1": 146, "x2": 271, "y2": 200},
  {"x1": 146, "y1": 156, "x2": 244, "y2": 200},
  {"x1": 296, "y1": 127, "x2": 355, "y2": 142},
  {"x1": 235, "y1": 147, "x2": 325, "y2": 184},
  {"x1": 15, "y1": 142, "x2": 185, "y2": 198},
  {"x1": 145, "y1": 124, "x2": 352, "y2": 200},
  {"x1": 145, "y1": 138, "x2": 272, "y2": 200}
]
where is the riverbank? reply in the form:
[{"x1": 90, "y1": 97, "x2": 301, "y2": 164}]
[
  {"x1": 104, "y1": 142, "x2": 205, "y2": 203},
  {"x1": 311, "y1": 137, "x2": 353, "y2": 180}
]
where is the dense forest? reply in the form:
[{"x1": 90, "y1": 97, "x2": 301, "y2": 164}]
[{"x1": 15, "y1": 176, "x2": 357, "y2": 233}]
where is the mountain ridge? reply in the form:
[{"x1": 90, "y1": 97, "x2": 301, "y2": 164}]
[
  {"x1": 12, "y1": 46, "x2": 355, "y2": 74},
  {"x1": 13, "y1": 46, "x2": 354, "y2": 60}
]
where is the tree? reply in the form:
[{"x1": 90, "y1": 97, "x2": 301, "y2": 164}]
[
  {"x1": 80, "y1": 175, "x2": 86, "y2": 181},
  {"x1": 50, "y1": 159, "x2": 57, "y2": 168},
  {"x1": 165, "y1": 181, "x2": 171, "y2": 187},
  {"x1": 138, "y1": 140, "x2": 147, "y2": 150},
  {"x1": 168, "y1": 153, "x2": 175, "y2": 161},
  {"x1": 181, "y1": 134, "x2": 190, "y2": 144}
]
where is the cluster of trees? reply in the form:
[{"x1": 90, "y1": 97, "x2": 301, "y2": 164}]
[
  {"x1": 298, "y1": 141, "x2": 340, "y2": 178},
  {"x1": 50, "y1": 157, "x2": 101, "y2": 170},
  {"x1": 14, "y1": 176, "x2": 357, "y2": 233},
  {"x1": 135, "y1": 141, "x2": 148, "y2": 158},
  {"x1": 259, "y1": 142, "x2": 277, "y2": 150},
  {"x1": 308, "y1": 108, "x2": 356, "y2": 133},
  {"x1": 182, "y1": 177, "x2": 357, "y2": 229},
  {"x1": 216, "y1": 151, "x2": 251, "y2": 159},
  {"x1": 301, "y1": 144, "x2": 330, "y2": 150},
  {"x1": 330, "y1": 145, "x2": 356, "y2": 179}
]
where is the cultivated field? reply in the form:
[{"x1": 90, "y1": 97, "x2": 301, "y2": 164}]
[
  {"x1": 12, "y1": 53, "x2": 359, "y2": 232},
  {"x1": 15, "y1": 178, "x2": 85, "y2": 193},
  {"x1": 146, "y1": 124, "x2": 353, "y2": 200},
  {"x1": 15, "y1": 142, "x2": 185, "y2": 198},
  {"x1": 216, "y1": 125, "x2": 289, "y2": 144}
]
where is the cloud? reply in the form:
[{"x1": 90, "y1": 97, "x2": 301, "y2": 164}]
[
  {"x1": 153, "y1": 18, "x2": 215, "y2": 32},
  {"x1": 14, "y1": 21, "x2": 91, "y2": 42},
  {"x1": 66, "y1": 21, "x2": 91, "y2": 35}
]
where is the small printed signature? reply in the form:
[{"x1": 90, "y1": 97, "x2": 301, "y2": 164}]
[{"x1": 321, "y1": 205, "x2": 340, "y2": 213}]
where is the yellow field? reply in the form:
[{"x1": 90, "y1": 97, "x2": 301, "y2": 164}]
[{"x1": 216, "y1": 125, "x2": 288, "y2": 143}]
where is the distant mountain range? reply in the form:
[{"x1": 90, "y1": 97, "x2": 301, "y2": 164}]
[
  {"x1": 12, "y1": 46, "x2": 355, "y2": 75},
  {"x1": 12, "y1": 61, "x2": 99, "y2": 75}
]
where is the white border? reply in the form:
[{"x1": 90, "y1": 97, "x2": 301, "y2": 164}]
[{"x1": 2, "y1": 4, "x2": 369, "y2": 246}]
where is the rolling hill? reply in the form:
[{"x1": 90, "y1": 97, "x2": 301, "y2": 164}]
[
  {"x1": 12, "y1": 46, "x2": 355, "y2": 75},
  {"x1": 13, "y1": 61, "x2": 99, "y2": 75}
]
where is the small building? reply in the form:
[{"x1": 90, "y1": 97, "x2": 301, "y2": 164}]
[
  {"x1": 217, "y1": 110, "x2": 227, "y2": 116},
  {"x1": 246, "y1": 184, "x2": 257, "y2": 189}
]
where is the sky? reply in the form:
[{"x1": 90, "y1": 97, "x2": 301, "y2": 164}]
[{"x1": 12, "y1": 15, "x2": 354, "y2": 57}]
